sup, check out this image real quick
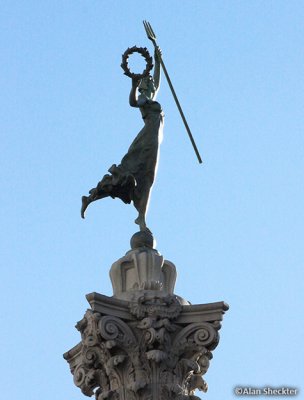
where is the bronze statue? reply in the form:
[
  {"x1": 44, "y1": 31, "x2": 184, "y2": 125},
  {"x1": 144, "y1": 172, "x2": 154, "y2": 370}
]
[
  {"x1": 81, "y1": 46, "x2": 163, "y2": 232},
  {"x1": 81, "y1": 21, "x2": 202, "y2": 232}
]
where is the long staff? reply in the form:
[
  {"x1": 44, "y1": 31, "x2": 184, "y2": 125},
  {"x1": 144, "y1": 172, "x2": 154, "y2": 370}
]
[{"x1": 143, "y1": 20, "x2": 202, "y2": 164}]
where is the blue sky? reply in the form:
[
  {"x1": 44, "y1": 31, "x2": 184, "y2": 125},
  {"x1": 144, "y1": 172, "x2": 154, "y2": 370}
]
[{"x1": 1, "y1": 1, "x2": 303, "y2": 399}]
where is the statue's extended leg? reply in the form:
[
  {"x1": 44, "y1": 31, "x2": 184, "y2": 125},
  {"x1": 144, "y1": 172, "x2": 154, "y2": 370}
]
[
  {"x1": 81, "y1": 189, "x2": 109, "y2": 219},
  {"x1": 81, "y1": 196, "x2": 91, "y2": 219}
]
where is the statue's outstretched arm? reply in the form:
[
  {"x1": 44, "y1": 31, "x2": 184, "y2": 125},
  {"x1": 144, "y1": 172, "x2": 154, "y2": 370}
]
[{"x1": 153, "y1": 46, "x2": 162, "y2": 94}]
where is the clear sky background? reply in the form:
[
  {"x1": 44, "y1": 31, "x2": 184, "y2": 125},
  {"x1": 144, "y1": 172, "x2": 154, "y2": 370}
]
[{"x1": 1, "y1": 1, "x2": 303, "y2": 399}]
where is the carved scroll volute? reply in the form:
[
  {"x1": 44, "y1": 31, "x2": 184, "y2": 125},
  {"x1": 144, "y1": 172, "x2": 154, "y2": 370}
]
[
  {"x1": 73, "y1": 366, "x2": 108, "y2": 397},
  {"x1": 172, "y1": 322, "x2": 220, "y2": 396},
  {"x1": 72, "y1": 313, "x2": 150, "y2": 399},
  {"x1": 98, "y1": 315, "x2": 148, "y2": 394},
  {"x1": 172, "y1": 322, "x2": 219, "y2": 353},
  {"x1": 72, "y1": 311, "x2": 110, "y2": 396},
  {"x1": 98, "y1": 315, "x2": 137, "y2": 348}
]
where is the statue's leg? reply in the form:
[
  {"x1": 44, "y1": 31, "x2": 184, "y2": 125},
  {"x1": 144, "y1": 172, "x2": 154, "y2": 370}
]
[
  {"x1": 133, "y1": 180, "x2": 152, "y2": 231},
  {"x1": 81, "y1": 188, "x2": 109, "y2": 219},
  {"x1": 81, "y1": 196, "x2": 91, "y2": 219}
]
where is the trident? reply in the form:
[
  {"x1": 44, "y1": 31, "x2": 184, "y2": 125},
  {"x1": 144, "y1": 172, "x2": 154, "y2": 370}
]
[{"x1": 143, "y1": 20, "x2": 202, "y2": 164}]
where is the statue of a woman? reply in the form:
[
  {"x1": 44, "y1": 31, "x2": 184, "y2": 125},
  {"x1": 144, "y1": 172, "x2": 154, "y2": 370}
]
[{"x1": 81, "y1": 48, "x2": 163, "y2": 232}]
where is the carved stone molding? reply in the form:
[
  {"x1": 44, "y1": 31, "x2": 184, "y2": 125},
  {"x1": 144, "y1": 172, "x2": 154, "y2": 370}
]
[
  {"x1": 110, "y1": 247, "x2": 177, "y2": 302},
  {"x1": 64, "y1": 235, "x2": 229, "y2": 399},
  {"x1": 64, "y1": 293, "x2": 228, "y2": 400}
]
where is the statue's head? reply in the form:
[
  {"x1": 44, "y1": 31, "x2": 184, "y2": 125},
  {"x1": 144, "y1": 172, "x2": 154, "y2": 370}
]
[{"x1": 138, "y1": 75, "x2": 156, "y2": 98}]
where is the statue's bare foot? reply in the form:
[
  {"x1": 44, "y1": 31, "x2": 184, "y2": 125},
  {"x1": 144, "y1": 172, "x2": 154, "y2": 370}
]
[
  {"x1": 134, "y1": 217, "x2": 152, "y2": 235},
  {"x1": 135, "y1": 215, "x2": 146, "y2": 231},
  {"x1": 81, "y1": 196, "x2": 90, "y2": 219}
]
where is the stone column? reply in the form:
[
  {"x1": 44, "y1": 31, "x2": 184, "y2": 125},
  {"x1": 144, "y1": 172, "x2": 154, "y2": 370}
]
[{"x1": 64, "y1": 231, "x2": 228, "y2": 400}]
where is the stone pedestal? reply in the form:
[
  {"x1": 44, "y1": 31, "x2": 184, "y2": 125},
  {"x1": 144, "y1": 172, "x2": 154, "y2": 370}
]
[{"x1": 64, "y1": 232, "x2": 228, "y2": 400}]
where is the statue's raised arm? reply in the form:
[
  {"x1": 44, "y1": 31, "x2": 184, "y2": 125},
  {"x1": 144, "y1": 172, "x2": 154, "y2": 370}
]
[
  {"x1": 81, "y1": 47, "x2": 164, "y2": 233},
  {"x1": 152, "y1": 46, "x2": 161, "y2": 94}
]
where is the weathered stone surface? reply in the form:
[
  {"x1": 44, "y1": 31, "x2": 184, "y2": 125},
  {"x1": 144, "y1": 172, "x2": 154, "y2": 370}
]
[
  {"x1": 64, "y1": 292, "x2": 228, "y2": 400},
  {"x1": 110, "y1": 247, "x2": 177, "y2": 302},
  {"x1": 64, "y1": 235, "x2": 229, "y2": 399}
]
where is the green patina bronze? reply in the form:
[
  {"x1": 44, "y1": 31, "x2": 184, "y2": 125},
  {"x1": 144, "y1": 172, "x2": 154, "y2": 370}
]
[
  {"x1": 81, "y1": 45, "x2": 163, "y2": 232},
  {"x1": 81, "y1": 22, "x2": 201, "y2": 232}
]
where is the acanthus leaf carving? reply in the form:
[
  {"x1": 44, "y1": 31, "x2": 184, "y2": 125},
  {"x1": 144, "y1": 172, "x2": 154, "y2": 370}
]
[{"x1": 64, "y1": 294, "x2": 228, "y2": 400}]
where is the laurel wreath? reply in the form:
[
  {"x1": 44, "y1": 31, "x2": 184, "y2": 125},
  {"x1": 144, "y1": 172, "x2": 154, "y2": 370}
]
[{"x1": 121, "y1": 46, "x2": 153, "y2": 79}]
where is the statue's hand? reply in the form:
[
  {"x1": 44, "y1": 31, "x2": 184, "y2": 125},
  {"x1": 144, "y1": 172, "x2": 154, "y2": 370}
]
[
  {"x1": 154, "y1": 46, "x2": 162, "y2": 61},
  {"x1": 132, "y1": 77, "x2": 141, "y2": 88}
]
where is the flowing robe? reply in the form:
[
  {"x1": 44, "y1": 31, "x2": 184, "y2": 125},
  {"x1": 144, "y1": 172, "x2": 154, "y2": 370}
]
[{"x1": 90, "y1": 100, "x2": 164, "y2": 207}]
